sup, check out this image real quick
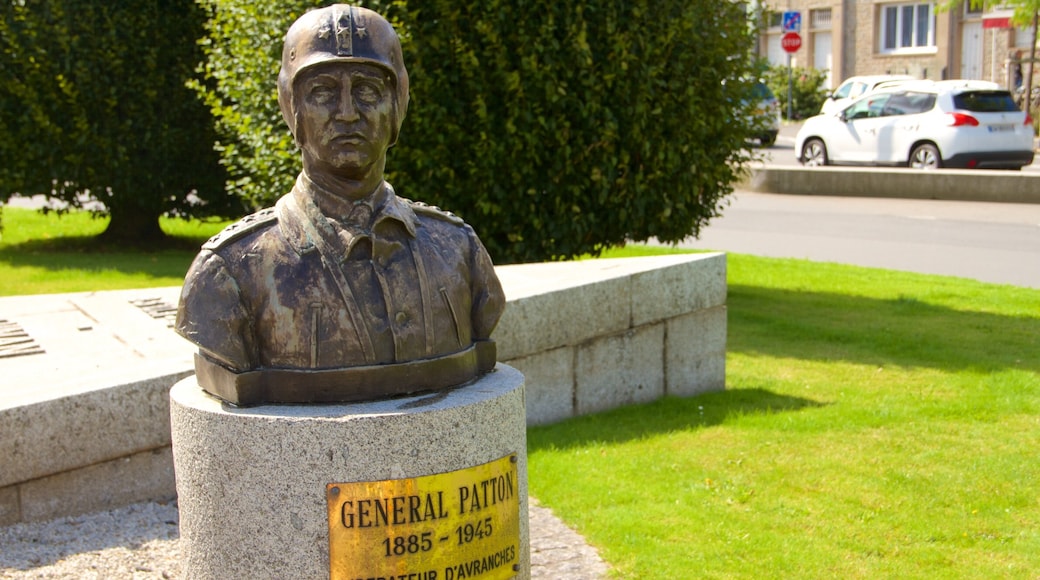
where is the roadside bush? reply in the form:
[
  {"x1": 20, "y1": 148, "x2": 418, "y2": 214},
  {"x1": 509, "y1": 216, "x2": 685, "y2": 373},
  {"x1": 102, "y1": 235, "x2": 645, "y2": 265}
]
[
  {"x1": 764, "y1": 65, "x2": 829, "y2": 120},
  {"x1": 197, "y1": 0, "x2": 760, "y2": 263}
]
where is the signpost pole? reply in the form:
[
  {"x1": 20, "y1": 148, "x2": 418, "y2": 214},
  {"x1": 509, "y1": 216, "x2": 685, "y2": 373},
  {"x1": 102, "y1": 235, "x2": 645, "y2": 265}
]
[{"x1": 788, "y1": 53, "x2": 794, "y2": 122}]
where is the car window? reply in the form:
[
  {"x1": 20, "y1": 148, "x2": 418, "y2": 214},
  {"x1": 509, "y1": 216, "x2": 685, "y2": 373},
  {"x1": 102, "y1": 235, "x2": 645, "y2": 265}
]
[
  {"x1": 881, "y1": 91, "x2": 936, "y2": 116},
  {"x1": 905, "y1": 92, "x2": 936, "y2": 113},
  {"x1": 882, "y1": 94, "x2": 912, "y2": 116},
  {"x1": 833, "y1": 81, "x2": 853, "y2": 99},
  {"x1": 845, "y1": 94, "x2": 891, "y2": 120},
  {"x1": 953, "y1": 91, "x2": 1018, "y2": 112},
  {"x1": 848, "y1": 82, "x2": 868, "y2": 99}
]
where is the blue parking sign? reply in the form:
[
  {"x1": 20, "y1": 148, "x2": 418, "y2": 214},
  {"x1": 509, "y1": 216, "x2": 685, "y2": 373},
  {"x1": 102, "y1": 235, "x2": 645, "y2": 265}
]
[{"x1": 782, "y1": 11, "x2": 801, "y2": 33}]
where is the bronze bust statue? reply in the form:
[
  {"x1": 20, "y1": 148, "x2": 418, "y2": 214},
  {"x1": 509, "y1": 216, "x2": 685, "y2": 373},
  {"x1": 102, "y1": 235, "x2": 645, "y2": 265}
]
[{"x1": 176, "y1": 5, "x2": 505, "y2": 406}]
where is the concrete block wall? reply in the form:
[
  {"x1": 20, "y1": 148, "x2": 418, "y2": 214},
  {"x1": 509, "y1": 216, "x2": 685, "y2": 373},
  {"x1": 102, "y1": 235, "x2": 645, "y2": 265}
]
[
  {"x1": 495, "y1": 254, "x2": 727, "y2": 425},
  {"x1": 0, "y1": 375, "x2": 188, "y2": 525},
  {"x1": 0, "y1": 287, "x2": 192, "y2": 526},
  {"x1": 0, "y1": 253, "x2": 726, "y2": 524}
]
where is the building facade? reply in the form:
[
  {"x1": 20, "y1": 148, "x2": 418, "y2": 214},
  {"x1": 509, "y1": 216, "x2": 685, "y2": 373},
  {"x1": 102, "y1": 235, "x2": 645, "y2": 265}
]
[{"x1": 756, "y1": 1, "x2": 1036, "y2": 90}]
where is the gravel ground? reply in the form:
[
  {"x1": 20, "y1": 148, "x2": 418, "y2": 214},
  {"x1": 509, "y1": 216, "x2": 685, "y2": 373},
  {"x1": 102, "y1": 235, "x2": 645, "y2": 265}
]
[
  {"x1": 1, "y1": 499, "x2": 608, "y2": 579},
  {"x1": 0, "y1": 502, "x2": 181, "y2": 579}
]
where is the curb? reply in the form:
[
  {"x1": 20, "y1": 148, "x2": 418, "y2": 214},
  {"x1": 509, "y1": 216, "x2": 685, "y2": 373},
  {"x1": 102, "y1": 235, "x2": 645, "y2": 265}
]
[{"x1": 742, "y1": 166, "x2": 1040, "y2": 204}]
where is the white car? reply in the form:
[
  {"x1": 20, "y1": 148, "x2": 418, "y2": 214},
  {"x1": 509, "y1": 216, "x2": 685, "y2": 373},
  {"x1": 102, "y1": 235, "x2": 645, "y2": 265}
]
[
  {"x1": 796, "y1": 80, "x2": 1036, "y2": 170},
  {"x1": 820, "y1": 74, "x2": 915, "y2": 116}
]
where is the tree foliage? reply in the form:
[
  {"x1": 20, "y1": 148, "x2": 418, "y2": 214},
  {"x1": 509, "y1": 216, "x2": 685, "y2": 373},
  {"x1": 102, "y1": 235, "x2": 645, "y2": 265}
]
[
  {"x1": 193, "y1": 0, "x2": 317, "y2": 210},
  {"x1": 197, "y1": 0, "x2": 761, "y2": 263},
  {"x1": 0, "y1": 0, "x2": 231, "y2": 242},
  {"x1": 938, "y1": 0, "x2": 1040, "y2": 24}
]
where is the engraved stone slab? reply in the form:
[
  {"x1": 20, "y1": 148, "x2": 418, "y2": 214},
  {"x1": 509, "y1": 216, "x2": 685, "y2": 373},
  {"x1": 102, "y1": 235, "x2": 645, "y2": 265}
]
[
  {"x1": 128, "y1": 297, "x2": 178, "y2": 327},
  {"x1": 0, "y1": 319, "x2": 44, "y2": 359}
]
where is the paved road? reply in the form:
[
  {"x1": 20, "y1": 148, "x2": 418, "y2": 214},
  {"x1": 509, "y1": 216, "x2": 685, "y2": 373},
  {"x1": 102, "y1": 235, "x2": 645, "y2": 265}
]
[{"x1": 672, "y1": 191, "x2": 1040, "y2": 289}]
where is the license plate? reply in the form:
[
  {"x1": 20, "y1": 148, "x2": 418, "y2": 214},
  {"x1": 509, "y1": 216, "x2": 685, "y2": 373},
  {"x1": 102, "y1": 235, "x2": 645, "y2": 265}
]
[{"x1": 987, "y1": 124, "x2": 1014, "y2": 132}]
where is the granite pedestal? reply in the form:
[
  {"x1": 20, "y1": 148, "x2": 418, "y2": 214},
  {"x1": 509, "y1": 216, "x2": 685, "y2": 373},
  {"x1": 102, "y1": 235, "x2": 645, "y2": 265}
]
[{"x1": 170, "y1": 364, "x2": 528, "y2": 579}]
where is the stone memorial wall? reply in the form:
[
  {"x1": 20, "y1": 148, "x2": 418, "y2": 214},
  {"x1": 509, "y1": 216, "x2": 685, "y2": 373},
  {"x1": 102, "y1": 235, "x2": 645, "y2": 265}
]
[{"x1": 0, "y1": 252, "x2": 725, "y2": 525}]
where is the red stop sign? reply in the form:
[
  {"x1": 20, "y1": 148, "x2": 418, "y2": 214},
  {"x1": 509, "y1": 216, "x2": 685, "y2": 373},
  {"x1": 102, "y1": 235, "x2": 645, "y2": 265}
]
[{"x1": 781, "y1": 32, "x2": 802, "y2": 53}]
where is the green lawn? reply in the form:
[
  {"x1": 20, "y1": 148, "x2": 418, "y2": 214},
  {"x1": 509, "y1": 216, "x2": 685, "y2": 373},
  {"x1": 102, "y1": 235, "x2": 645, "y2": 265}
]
[
  {"x1": 529, "y1": 256, "x2": 1040, "y2": 578},
  {"x1": 3, "y1": 208, "x2": 1039, "y2": 578},
  {"x1": 0, "y1": 207, "x2": 228, "y2": 295}
]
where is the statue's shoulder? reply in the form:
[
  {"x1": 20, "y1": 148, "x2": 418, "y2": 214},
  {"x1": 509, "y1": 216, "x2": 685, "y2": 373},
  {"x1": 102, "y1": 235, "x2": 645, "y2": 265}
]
[
  {"x1": 202, "y1": 207, "x2": 279, "y2": 250},
  {"x1": 402, "y1": 198, "x2": 465, "y2": 226}
]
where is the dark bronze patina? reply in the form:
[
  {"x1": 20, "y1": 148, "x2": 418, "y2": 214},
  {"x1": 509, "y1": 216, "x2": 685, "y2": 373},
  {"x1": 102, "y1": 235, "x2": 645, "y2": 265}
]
[{"x1": 176, "y1": 5, "x2": 505, "y2": 406}]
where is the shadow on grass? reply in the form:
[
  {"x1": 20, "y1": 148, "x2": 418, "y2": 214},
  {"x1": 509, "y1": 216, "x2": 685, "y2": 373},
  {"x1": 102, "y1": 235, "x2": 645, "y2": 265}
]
[
  {"x1": 728, "y1": 283, "x2": 1040, "y2": 374},
  {"x1": 2, "y1": 231, "x2": 209, "y2": 253},
  {"x1": 531, "y1": 280, "x2": 1039, "y2": 450},
  {"x1": 528, "y1": 388, "x2": 825, "y2": 451},
  {"x1": 0, "y1": 235, "x2": 205, "y2": 280}
]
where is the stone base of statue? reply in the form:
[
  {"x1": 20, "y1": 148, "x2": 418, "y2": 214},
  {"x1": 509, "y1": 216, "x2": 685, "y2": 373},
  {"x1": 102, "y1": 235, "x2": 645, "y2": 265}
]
[{"x1": 170, "y1": 364, "x2": 529, "y2": 580}]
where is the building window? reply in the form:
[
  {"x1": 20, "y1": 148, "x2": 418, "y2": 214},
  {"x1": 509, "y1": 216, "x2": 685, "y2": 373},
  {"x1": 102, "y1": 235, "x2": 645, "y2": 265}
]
[
  {"x1": 766, "y1": 11, "x2": 782, "y2": 30},
  {"x1": 1014, "y1": 25, "x2": 1036, "y2": 49},
  {"x1": 880, "y1": 2, "x2": 935, "y2": 53},
  {"x1": 810, "y1": 9, "x2": 834, "y2": 87},
  {"x1": 811, "y1": 8, "x2": 832, "y2": 29},
  {"x1": 763, "y1": 10, "x2": 786, "y2": 66}
]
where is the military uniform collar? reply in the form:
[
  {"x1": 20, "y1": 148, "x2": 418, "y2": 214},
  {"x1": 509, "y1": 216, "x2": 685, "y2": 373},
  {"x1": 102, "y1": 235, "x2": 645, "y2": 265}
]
[
  {"x1": 303, "y1": 173, "x2": 387, "y2": 220},
  {"x1": 277, "y1": 174, "x2": 418, "y2": 255}
]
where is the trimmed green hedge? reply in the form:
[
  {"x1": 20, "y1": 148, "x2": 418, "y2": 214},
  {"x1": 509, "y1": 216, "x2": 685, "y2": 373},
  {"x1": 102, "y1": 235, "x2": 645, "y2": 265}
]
[
  {"x1": 0, "y1": 0, "x2": 230, "y2": 242},
  {"x1": 197, "y1": 1, "x2": 761, "y2": 263}
]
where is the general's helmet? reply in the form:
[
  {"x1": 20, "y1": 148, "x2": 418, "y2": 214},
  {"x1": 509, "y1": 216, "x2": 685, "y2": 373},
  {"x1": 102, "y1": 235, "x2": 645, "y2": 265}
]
[{"x1": 278, "y1": 5, "x2": 409, "y2": 145}]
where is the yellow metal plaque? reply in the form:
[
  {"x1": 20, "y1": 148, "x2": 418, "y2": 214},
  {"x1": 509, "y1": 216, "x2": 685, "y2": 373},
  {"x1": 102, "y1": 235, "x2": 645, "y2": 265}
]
[{"x1": 328, "y1": 453, "x2": 519, "y2": 580}]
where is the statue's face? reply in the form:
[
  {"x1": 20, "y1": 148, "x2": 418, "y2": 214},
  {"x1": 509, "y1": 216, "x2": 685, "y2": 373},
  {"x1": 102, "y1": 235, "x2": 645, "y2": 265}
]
[{"x1": 295, "y1": 62, "x2": 395, "y2": 181}]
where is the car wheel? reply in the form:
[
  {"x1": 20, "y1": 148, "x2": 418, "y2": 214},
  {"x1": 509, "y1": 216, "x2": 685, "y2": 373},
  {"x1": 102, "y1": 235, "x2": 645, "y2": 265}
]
[
  {"x1": 909, "y1": 144, "x2": 941, "y2": 170},
  {"x1": 801, "y1": 139, "x2": 828, "y2": 166},
  {"x1": 760, "y1": 133, "x2": 777, "y2": 147}
]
